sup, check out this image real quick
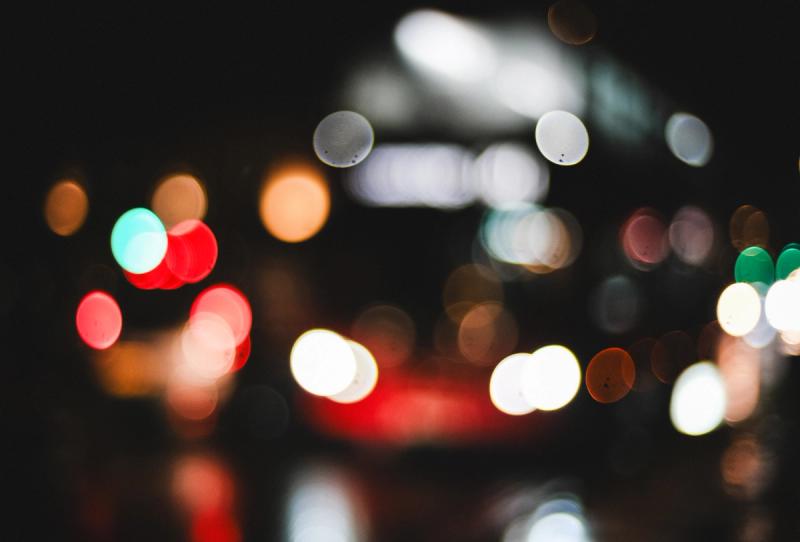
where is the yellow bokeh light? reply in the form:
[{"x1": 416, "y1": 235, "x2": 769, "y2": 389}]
[
  {"x1": 44, "y1": 179, "x2": 89, "y2": 236},
  {"x1": 716, "y1": 283, "x2": 761, "y2": 337},
  {"x1": 151, "y1": 173, "x2": 208, "y2": 229},
  {"x1": 260, "y1": 165, "x2": 330, "y2": 243}
]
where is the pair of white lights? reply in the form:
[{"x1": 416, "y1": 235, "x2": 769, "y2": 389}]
[
  {"x1": 290, "y1": 329, "x2": 378, "y2": 404},
  {"x1": 490, "y1": 345, "x2": 582, "y2": 415}
]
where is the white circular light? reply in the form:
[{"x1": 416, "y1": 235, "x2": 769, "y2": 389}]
[
  {"x1": 765, "y1": 279, "x2": 800, "y2": 332},
  {"x1": 328, "y1": 341, "x2": 379, "y2": 404},
  {"x1": 716, "y1": 283, "x2": 761, "y2": 337},
  {"x1": 534, "y1": 111, "x2": 589, "y2": 166},
  {"x1": 313, "y1": 111, "x2": 374, "y2": 168},
  {"x1": 490, "y1": 353, "x2": 536, "y2": 415},
  {"x1": 521, "y1": 345, "x2": 581, "y2": 411},
  {"x1": 527, "y1": 512, "x2": 590, "y2": 542},
  {"x1": 670, "y1": 361, "x2": 726, "y2": 436},
  {"x1": 290, "y1": 329, "x2": 358, "y2": 397},
  {"x1": 665, "y1": 112, "x2": 713, "y2": 167}
]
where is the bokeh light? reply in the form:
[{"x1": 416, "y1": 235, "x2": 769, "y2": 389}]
[
  {"x1": 734, "y1": 246, "x2": 774, "y2": 285},
  {"x1": 457, "y1": 302, "x2": 518, "y2": 365},
  {"x1": 650, "y1": 330, "x2": 694, "y2": 384},
  {"x1": 191, "y1": 284, "x2": 252, "y2": 346},
  {"x1": 620, "y1": 208, "x2": 669, "y2": 269},
  {"x1": 489, "y1": 353, "x2": 537, "y2": 415},
  {"x1": 547, "y1": 0, "x2": 597, "y2": 45},
  {"x1": 585, "y1": 347, "x2": 636, "y2": 403},
  {"x1": 442, "y1": 264, "x2": 504, "y2": 322},
  {"x1": 668, "y1": 206, "x2": 715, "y2": 266},
  {"x1": 110, "y1": 207, "x2": 169, "y2": 274},
  {"x1": 775, "y1": 244, "x2": 800, "y2": 280},
  {"x1": 590, "y1": 275, "x2": 642, "y2": 334},
  {"x1": 535, "y1": 110, "x2": 589, "y2": 166},
  {"x1": 665, "y1": 112, "x2": 713, "y2": 167},
  {"x1": 717, "y1": 283, "x2": 762, "y2": 337},
  {"x1": 328, "y1": 341, "x2": 379, "y2": 404},
  {"x1": 351, "y1": 304, "x2": 415, "y2": 368},
  {"x1": 76, "y1": 291, "x2": 122, "y2": 350},
  {"x1": 259, "y1": 164, "x2": 330, "y2": 243},
  {"x1": 670, "y1": 361, "x2": 726, "y2": 436},
  {"x1": 473, "y1": 142, "x2": 549, "y2": 208},
  {"x1": 394, "y1": 9, "x2": 496, "y2": 82},
  {"x1": 729, "y1": 205, "x2": 769, "y2": 252},
  {"x1": 179, "y1": 312, "x2": 237, "y2": 381},
  {"x1": 290, "y1": 329, "x2": 358, "y2": 397},
  {"x1": 151, "y1": 173, "x2": 207, "y2": 229},
  {"x1": 521, "y1": 345, "x2": 581, "y2": 411},
  {"x1": 764, "y1": 279, "x2": 800, "y2": 332},
  {"x1": 717, "y1": 335, "x2": 760, "y2": 423},
  {"x1": 166, "y1": 219, "x2": 218, "y2": 283},
  {"x1": 721, "y1": 434, "x2": 772, "y2": 500},
  {"x1": 313, "y1": 111, "x2": 374, "y2": 168},
  {"x1": 124, "y1": 256, "x2": 180, "y2": 290},
  {"x1": 346, "y1": 143, "x2": 476, "y2": 209},
  {"x1": 44, "y1": 179, "x2": 89, "y2": 236}
]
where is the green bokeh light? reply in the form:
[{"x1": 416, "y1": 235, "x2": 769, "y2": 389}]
[
  {"x1": 110, "y1": 208, "x2": 168, "y2": 274},
  {"x1": 776, "y1": 244, "x2": 800, "y2": 280},
  {"x1": 734, "y1": 246, "x2": 774, "y2": 285}
]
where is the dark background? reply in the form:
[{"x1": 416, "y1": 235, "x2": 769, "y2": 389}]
[{"x1": 5, "y1": 1, "x2": 800, "y2": 540}]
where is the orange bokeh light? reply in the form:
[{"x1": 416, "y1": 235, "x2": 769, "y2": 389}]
[
  {"x1": 44, "y1": 179, "x2": 89, "y2": 236},
  {"x1": 259, "y1": 164, "x2": 330, "y2": 242},
  {"x1": 585, "y1": 347, "x2": 636, "y2": 403},
  {"x1": 151, "y1": 173, "x2": 208, "y2": 229}
]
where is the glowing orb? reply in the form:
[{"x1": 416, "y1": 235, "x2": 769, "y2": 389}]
[
  {"x1": 776, "y1": 245, "x2": 800, "y2": 280},
  {"x1": 489, "y1": 353, "x2": 536, "y2": 415},
  {"x1": 665, "y1": 112, "x2": 713, "y2": 167},
  {"x1": 734, "y1": 246, "x2": 774, "y2": 285},
  {"x1": 716, "y1": 283, "x2": 761, "y2": 337},
  {"x1": 76, "y1": 291, "x2": 122, "y2": 350},
  {"x1": 764, "y1": 279, "x2": 800, "y2": 332},
  {"x1": 313, "y1": 111, "x2": 374, "y2": 168},
  {"x1": 44, "y1": 179, "x2": 89, "y2": 236},
  {"x1": 521, "y1": 345, "x2": 581, "y2": 411},
  {"x1": 110, "y1": 208, "x2": 168, "y2": 274},
  {"x1": 290, "y1": 329, "x2": 358, "y2": 397},
  {"x1": 670, "y1": 361, "x2": 726, "y2": 436},
  {"x1": 535, "y1": 110, "x2": 589, "y2": 166},
  {"x1": 191, "y1": 284, "x2": 252, "y2": 346},
  {"x1": 328, "y1": 341, "x2": 379, "y2": 404},
  {"x1": 585, "y1": 347, "x2": 636, "y2": 403},
  {"x1": 166, "y1": 219, "x2": 218, "y2": 283},
  {"x1": 151, "y1": 173, "x2": 207, "y2": 229},
  {"x1": 260, "y1": 165, "x2": 330, "y2": 243}
]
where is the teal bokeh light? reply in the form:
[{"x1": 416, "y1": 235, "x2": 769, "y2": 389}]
[
  {"x1": 111, "y1": 208, "x2": 168, "y2": 274},
  {"x1": 776, "y1": 244, "x2": 800, "y2": 280},
  {"x1": 734, "y1": 246, "x2": 774, "y2": 285}
]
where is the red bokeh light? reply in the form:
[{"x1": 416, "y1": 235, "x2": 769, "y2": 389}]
[
  {"x1": 191, "y1": 284, "x2": 252, "y2": 346},
  {"x1": 166, "y1": 219, "x2": 218, "y2": 284},
  {"x1": 230, "y1": 335, "x2": 251, "y2": 373},
  {"x1": 76, "y1": 291, "x2": 123, "y2": 350}
]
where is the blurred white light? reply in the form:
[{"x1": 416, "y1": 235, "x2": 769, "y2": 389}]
[
  {"x1": 521, "y1": 345, "x2": 581, "y2": 411},
  {"x1": 743, "y1": 295, "x2": 777, "y2": 349},
  {"x1": 394, "y1": 9, "x2": 497, "y2": 82},
  {"x1": 764, "y1": 279, "x2": 800, "y2": 332},
  {"x1": 180, "y1": 312, "x2": 236, "y2": 381},
  {"x1": 665, "y1": 112, "x2": 713, "y2": 167},
  {"x1": 535, "y1": 111, "x2": 589, "y2": 166},
  {"x1": 494, "y1": 60, "x2": 582, "y2": 120},
  {"x1": 668, "y1": 206, "x2": 715, "y2": 266},
  {"x1": 474, "y1": 143, "x2": 549, "y2": 208},
  {"x1": 290, "y1": 329, "x2": 358, "y2": 397},
  {"x1": 313, "y1": 111, "x2": 374, "y2": 168},
  {"x1": 670, "y1": 361, "x2": 726, "y2": 436},
  {"x1": 490, "y1": 353, "x2": 537, "y2": 415},
  {"x1": 286, "y1": 468, "x2": 363, "y2": 542},
  {"x1": 528, "y1": 512, "x2": 590, "y2": 542},
  {"x1": 328, "y1": 341, "x2": 379, "y2": 404},
  {"x1": 346, "y1": 143, "x2": 476, "y2": 209},
  {"x1": 716, "y1": 283, "x2": 761, "y2": 337}
]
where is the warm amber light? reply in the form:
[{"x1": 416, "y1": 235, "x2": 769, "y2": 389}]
[
  {"x1": 259, "y1": 165, "x2": 330, "y2": 243},
  {"x1": 151, "y1": 173, "x2": 208, "y2": 229},
  {"x1": 44, "y1": 179, "x2": 89, "y2": 236}
]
